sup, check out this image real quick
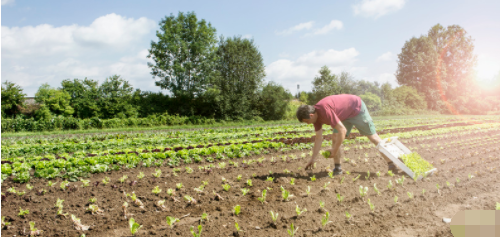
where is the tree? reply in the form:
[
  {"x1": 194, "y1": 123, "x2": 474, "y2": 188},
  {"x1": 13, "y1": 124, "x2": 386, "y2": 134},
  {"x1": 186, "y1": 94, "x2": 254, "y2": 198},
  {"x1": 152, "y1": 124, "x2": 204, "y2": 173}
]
[
  {"x1": 97, "y1": 75, "x2": 137, "y2": 119},
  {"x1": 337, "y1": 71, "x2": 356, "y2": 94},
  {"x1": 310, "y1": 66, "x2": 340, "y2": 104},
  {"x1": 299, "y1": 92, "x2": 308, "y2": 103},
  {"x1": 212, "y1": 36, "x2": 265, "y2": 119},
  {"x1": 35, "y1": 83, "x2": 74, "y2": 116},
  {"x1": 254, "y1": 82, "x2": 292, "y2": 120},
  {"x1": 1, "y1": 81, "x2": 26, "y2": 118},
  {"x1": 148, "y1": 12, "x2": 218, "y2": 102},
  {"x1": 359, "y1": 92, "x2": 382, "y2": 111},
  {"x1": 392, "y1": 86, "x2": 427, "y2": 110},
  {"x1": 396, "y1": 24, "x2": 476, "y2": 110},
  {"x1": 61, "y1": 78, "x2": 100, "y2": 119}
]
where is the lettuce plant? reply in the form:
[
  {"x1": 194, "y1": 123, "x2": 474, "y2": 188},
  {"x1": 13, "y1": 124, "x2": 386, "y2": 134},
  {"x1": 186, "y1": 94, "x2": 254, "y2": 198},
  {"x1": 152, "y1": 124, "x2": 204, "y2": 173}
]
[
  {"x1": 166, "y1": 216, "x2": 180, "y2": 228},
  {"x1": 26, "y1": 184, "x2": 33, "y2": 190},
  {"x1": 310, "y1": 175, "x2": 316, "y2": 182},
  {"x1": 305, "y1": 186, "x2": 311, "y2": 196},
  {"x1": 156, "y1": 200, "x2": 168, "y2": 211},
  {"x1": 373, "y1": 184, "x2": 380, "y2": 196},
  {"x1": 266, "y1": 177, "x2": 274, "y2": 182},
  {"x1": 328, "y1": 172, "x2": 334, "y2": 178},
  {"x1": 18, "y1": 207, "x2": 29, "y2": 217},
  {"x1": 184, "y1": 195, "x2": 197, "y2": 205},
  {"x1": 359, "y1": 186, "x2": 368, "y2": 198},
  {"x1": 86, "y1": 204, "x2": 103, "y2": 215},
  {"x1": 323, "y1": 182, "x2": 331, "y2": 190},
  {"x1": 201, "y1": 213, "x2": 209, "y2": 223},
  {"x1": 353, "y1": 175, "x2": 361, "y2": 182},
  {"x1": 345, "y1": 211, "x2": 351, "y2": 220},
  {"x1": 71, "y1": 214, "x2": 90, "y2": 230},
  {"x1": 119, "y1": 175, "x2": 128, "y2": 183},
  {"x1": 287, "y1": 223, "x2": 298, "y2": 236},
  {"x1": 126, "y1": 192, "x2": 144, "y2": 208},
  {"x1": 367, "y1": 199, "x2": 375, "y2": 212},
  {"x1": 340, "y1": 176, "x2": 345, "y2": 184},
  {"x1": 237, "y1": 175, "x2": 242, "y2": 181},
  {"x1": 234, "y1": 222, "x2": 241, "y2": 232},
  {"x1": 290, "y1": 178, "x2": 295, "y2": 185},
  {"x1": 152, "y1": 186, "x2": 162, "y2": 195},
  {"x1": 2, "y1": 216, "x2": 11, "y2": 229},
  {"x1": 129, "y1": 218, "x2": 142, "y2": 236},
  {"x1": 387, "y1": 171, "x2": 394, "y2": 177},
  {"x1": 137, "y1": 172, "x2": 145, "y2": 179},
  {"x1": 321, "y1": 212, "x2": 330, "y2": 227},
  {"x1": 102, "y1": 177, "x2": 110, "y2": 185},
  {"x1": 185, "y1": 167, "x2": 193, "y2": 174},
  {"x1": 376, "y1": 171, "x2": 381, "y2": 177},
  {"x1": 246, "y1": 179, "x2": 253, "y2": 187},
  {"x1": 295, "y1": 205, "x2": 306, "y2": 216},
  {"x1": 407, "y1": 192, "x2": 414, "y2": 199},
  {"x1": 190, "y1": 225, "x2": 202, "y2": 237},
  {"x1": 233, "y1": 205, "x2": 241, "y2": 216},
  {"x1": 176, "y1": 183, "x2": 183, "y2": 190},
  {"x1": 394, "y1": 195, "x2": 398, "y2": 204},
  {"x1": 222, "y1": 184, "x2": 231, "y2": 192},
  {"x1": 337, "y1": 193, "x2": 344, "y2": 204},
  {"x1": 60, "y1": 180, "x2": 70, "y2": 190},
  {"x1": 153, "y1": 169, "x2": 162, "y2": 178},
  {"x1": 167, "y1": 188, "x2": 175, "y2": 196},
  {"x1": 29, "y1": 221, "x2": 43, "y2": 236},
  {"x1": 270, "y1": 211, "x2": 278, "y2": 223},
  {"x1": 387, "y1": 180, "x2": 394, "y2": 190},
  {"x1": 257, "y1": 189, "x2": 267, "y2": 204},
  {"x1": 89, "y1": 197, "x2": 97, "y2": 203}
]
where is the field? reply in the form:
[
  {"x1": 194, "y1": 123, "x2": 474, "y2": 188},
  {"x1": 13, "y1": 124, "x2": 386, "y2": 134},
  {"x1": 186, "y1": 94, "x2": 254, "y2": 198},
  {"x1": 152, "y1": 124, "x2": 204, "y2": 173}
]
[{"x1": 1, "y1": 115, "x2": 500, "y2": 236}]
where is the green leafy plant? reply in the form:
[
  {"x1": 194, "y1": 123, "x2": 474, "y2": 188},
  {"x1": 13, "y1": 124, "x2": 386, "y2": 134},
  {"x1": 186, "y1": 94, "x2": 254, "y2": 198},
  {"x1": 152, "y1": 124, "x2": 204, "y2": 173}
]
[
  {"x1": 81, "y1": 179, "x2": 90, "y2": 187},
  {"x1": 190, "y1": 225, "x2": 202, "y2": 237},
  {"x1": 241, "y1": 188, "x2": 250, "y2": 196},
  {"x1": 295, "y1": 205, "x2": 307, "y2": 216},
  {"x1": 86, "y1": 204, "x2": 103, "y2": 215},
  {"x1": 319, "y1": 201, "x2": 325, "y2": 209},
  {"x1": 310, "y1": 175, "x2": 316, "y2": 182},
  {"x1": 237, "y1": 174, "x2": 242, "y2": 181},
  {"x1": 394, "y1": 195, "x2": 398, "y2": 204},
  {"x1": 337, "y1": 193, "x2": 344, "y2": 204},
  {"x1": 287, "y1": 223, "x2": 298, "y2": 236},
  {"x1": 102, "y1": 177, "x2": 110, "y2": 185},
  {"x1": 167, "y1": 188, "x2": 175, "y2": 196},
  {"x1": 186, "y1": 167, "x2": 194, "y2": 174},
  {"x1": 367, "y1": 199, "x2": 375, "y2": 212},
  {"x1": 387, "y1": 170, "x2": 394, "y2": 177},
  {"x1": 153, "y1": 169, "x2": 162, "y2": 178},
  {"x1": 400, "y1": 152, "x2": 434, "y2": 177},
  {"x1": 233, "y1": 205, "x2": 241, "y2": 216},
  {"x1": 166, "y1": 216, "x2": 180, "y2": 229},
  {"x1": 340, "y1": 176, "x2": 345, "y2": 184},
  {"x1": 201, "y1": 213, "x2": 209, "y2": 223},
  {"x1": 387, "y1": 180, "x2": 394, "y2": 190},
  {"x1": 137, "y1": 172, "x2": 145, "y2": 179},
  {"x1": 47, "y1": 180, "x2": 58, "y2": 187},
  {"x1": 305, "y1": 186, "x2": 311, "y2": 196},
  {"x1": 407, "y1": 192, "x2": 414, "y2": 199},
  {"x1": 176, "y1": 183, "x2": 183, "y2": 190},
  {"x1": 18, "y1": 207, "x2": 29, "y2": 217},
  {"x1": 323, "y1": 182, "x2": 331, "y2": 190},
  {"x1": 345, "y1": 211, "x2": 351, "y2": 220},
  {"x1": 290, "y1": 178, "x2": 295, "y2": 185},
  {"x1": 184, "y1": 195, "x2": 197, "y2": 205},
  {"x1": 321, "y1": 212, "x2": 330, "y2": 227},
  {"x1": 270, "y1": 211, "x2": 278, "y2": 222},
  {"x1": 328, "y1": 172, "x2": 334, "y2": 178},
  {"x1": 26, "y1": 184, "x2": 33, "y2": 190},
  {"x1": 222, "y1": 184, "x2": 231, "y2": 192},
  {"x1": 376, "y1": 171, "x2": 381, "y2": 177},
  {"x1": 129, "y1": 218, "x2": 142, "y2": 236},
  {"x1": 359, "y1": 185, "x2": 368, "y2": 198},
  {"x1": 152, "y1": 186, "x2": 162, "y2": 195},
  {"x1": 365, "y1": 171, "x2": 370, "y2": 180},
  {"x1": 321, "y1": 150, "x2": 331, "y2": 158},
  {"x1": 353, "y1": 174, "x2": 361, "y2": 182},
  {"x1": 266, "y1": 176, "x2": 274, "y2": 182},
  {"x1": 373, "y1": 183, "x2": 380, "y2": 196},
  {"x1": 246, "y1": 179, "x2": 253, "y2": 187},
  {"x1": 89, "y1": 197, "x2": 97, "y2": 203},
  {"x1": 234, "y1": 222, "x2": 242, "y2": 232},
  {"x1": 60, "y1": 180, "x2": 70, "y2": 190},
  {"x1": 282, "y1": 188, "x2": 291, "y2": 201},
  {"x1": 119, "y1": 175, "x2": 128, "y2": 183},
  {"x1": 258, "y1": 189, "x2": 267, "y2": 204},
  {"x1": 29, "y1": 221, "x2": 43, "y2": 236}
]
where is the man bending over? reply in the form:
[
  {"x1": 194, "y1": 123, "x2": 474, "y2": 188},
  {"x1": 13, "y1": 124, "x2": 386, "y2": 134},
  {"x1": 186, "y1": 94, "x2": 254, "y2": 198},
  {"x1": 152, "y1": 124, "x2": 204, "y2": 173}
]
[{"x1": 296, "y1": 94, "x2": 399, "y2": 175}]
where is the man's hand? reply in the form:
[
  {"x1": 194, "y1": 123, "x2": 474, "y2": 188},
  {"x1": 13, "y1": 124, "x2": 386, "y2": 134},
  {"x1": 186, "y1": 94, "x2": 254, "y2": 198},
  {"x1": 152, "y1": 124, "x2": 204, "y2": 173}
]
[{"x1": 305, "y1": 158, "x2": 317, "y2": 170}]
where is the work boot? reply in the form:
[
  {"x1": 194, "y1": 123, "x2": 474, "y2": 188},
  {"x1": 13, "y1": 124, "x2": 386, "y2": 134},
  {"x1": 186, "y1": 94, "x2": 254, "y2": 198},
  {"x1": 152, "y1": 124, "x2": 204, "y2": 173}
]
[{"x1": 333, "y1": 164, "x2": 343, "y2": 175}]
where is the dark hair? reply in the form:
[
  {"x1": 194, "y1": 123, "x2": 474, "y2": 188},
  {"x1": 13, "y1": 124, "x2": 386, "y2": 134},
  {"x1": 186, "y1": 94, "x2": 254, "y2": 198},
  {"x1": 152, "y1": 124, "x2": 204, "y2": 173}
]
[{"x1": 296, "y1": 105, "x2": 315, "y2": 122}]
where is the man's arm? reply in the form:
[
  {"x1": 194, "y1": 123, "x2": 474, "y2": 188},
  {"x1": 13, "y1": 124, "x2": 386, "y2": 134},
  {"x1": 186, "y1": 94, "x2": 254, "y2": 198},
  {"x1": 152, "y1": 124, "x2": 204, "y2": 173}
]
[
  {"x1": 330, "y1": 121, "x2": 347, "y2": 164},
  {"x1": 305, "y1": 129, "x2": 323, "y2": 169}
]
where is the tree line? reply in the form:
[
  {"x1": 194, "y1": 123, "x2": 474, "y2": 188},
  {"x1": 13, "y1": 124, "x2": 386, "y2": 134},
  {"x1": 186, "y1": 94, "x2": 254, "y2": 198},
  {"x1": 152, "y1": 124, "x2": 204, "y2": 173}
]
[{"x1": 2, "y1": 14, "x2": 500, "y2": 130}]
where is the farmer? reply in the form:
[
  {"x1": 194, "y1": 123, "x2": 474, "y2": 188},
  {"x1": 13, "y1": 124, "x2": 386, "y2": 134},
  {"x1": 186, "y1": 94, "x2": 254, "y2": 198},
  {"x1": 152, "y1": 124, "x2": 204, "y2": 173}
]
[{"x1": 296, "y1": 94, "x2": 399, "y2": 175}]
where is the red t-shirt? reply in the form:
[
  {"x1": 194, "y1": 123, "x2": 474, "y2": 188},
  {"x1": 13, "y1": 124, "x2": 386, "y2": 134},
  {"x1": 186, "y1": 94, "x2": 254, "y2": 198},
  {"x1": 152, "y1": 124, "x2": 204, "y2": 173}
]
[{"x1": 313, "y1": 94, "x2": 362, "y2": 131}]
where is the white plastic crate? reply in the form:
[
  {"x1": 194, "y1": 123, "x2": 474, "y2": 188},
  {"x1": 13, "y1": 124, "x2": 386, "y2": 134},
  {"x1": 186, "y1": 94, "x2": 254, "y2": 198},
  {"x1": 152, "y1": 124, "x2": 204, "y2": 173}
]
[{"x1": 376, "y1": 136, "x2": 437, "y2": 180}]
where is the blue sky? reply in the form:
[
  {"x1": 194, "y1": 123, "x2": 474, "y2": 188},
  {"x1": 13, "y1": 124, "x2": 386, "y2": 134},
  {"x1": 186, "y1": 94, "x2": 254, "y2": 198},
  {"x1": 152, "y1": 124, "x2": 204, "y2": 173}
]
[{"x1": 2, "y1": 0, "x2": 499, "y2": 96}]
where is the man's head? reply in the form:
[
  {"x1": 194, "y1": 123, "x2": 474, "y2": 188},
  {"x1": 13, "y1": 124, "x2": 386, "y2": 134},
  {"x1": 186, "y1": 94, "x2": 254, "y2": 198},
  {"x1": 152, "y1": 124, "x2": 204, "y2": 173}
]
[{"x1": 296, "y1": 105, "x2": 317, "y2": 124}]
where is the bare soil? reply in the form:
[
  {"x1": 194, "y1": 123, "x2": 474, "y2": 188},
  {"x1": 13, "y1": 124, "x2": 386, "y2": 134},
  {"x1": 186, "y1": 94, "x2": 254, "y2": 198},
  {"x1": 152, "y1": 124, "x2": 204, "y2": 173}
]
[{"x1": 2, "y1": 127, "x2": 499, "y2": 237}]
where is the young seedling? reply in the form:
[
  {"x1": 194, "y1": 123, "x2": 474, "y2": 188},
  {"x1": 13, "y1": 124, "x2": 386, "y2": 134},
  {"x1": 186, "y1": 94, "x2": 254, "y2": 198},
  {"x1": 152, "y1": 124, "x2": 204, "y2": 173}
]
[
  {"x1": 365, "y1": 171, "x2": 370, "y2": 180},
  {"x1": 468, "y1": 174, "x2": 474, "y2": 180},
  {"x1": 237, "y1": 174, "x2": 242, "y2": 181},
  {"x1": 340, "y1": 176, "x2": 345, "y2": 184},
  {"x1": 287, "y1": 223, "x2": 298, "y2": 236},
  {"x1": 129, "y1": 218, "x2": 142, "y2": 236},
  {"x1": 422, "y1": 189, "x2": 426, "y2": 196},
  {"x1": 376, "y1": 171, "x2": 381, "y2": 177},
  {"x1": 394, "y1": 195, "x2": 398, "y2": 204},
  {"x1": 86, "y1": 204, "x2": 103, "y2": 215},
  {"x1": 176, "y1": 183, "x2": 183, "y2": 190},
  {"x1": 29, "y1": 221, "x2": 43, "y2": 236},
  {"x1": 81, "y1": 179, "x2": 90, "y2": 187},
  {"x1": 47, "y1": 180, "x2": 58, "y2": 187},
  {"x1": 407, "y1": 192, "x2": 414, "y2": 199},
  {"x1": 367, "y1": 199, "x2": 375, "y2": 212},
  {"x1": 395, "y1": 176, "x2": 405, "y2": 187},
  {"x1": 323, "y1": 182, "x2": 331, "y2": 190},
  {"x1": 270, "y1": 211, "x2": 279, "y2": 223},
  {"x1": 436, "y1": 184, "x2": 441, "y2": 195},
  {"x1": 218, "y1": 162, "x2": 226, "y2": 169},
  {"x1": 102, "y1": 177, "x2": 110, "y2": 185},
  {"x1": 284, "y1": 169, "x2": 291, "y2": 174},
  {"x1": 310, "y1": 175, "x2": 316, "y2": 182},
  {"x1": 221, "y1": 177, "x2": 227, "y2": 183},
  {"x1": 234, "y1": 222, "x2": 242, "y2": 232},
  {"x1": 71, "y1": 214, "x2": 90, "y2": 231},
  {"x1": 446, "y1": 181, "x2": 453, "y2": 188},
  {"x1": 60, "y1": 180, "x2": 70, "y2": 190},
  {"x1": 328, "y1": 172, "x2": 334, "y2": 178},
  {"x1": 359, "y1": 185, "x2": 368, "y2": 198},
  {"x1": 373, "y1": 183, "x2": 381, "y2": 196},
  {"x1": 233, "y1": 205, "x2": 241, "y2": 216},
  {"x1": 321, "y1": 212, "x2": 331, "y2": 227},
  {"x1": 156, "y1": 199, "x2": 168, "y2": 211},
  {"x1": 26, "y1": 184, "x2": 33, "y2": 190},
  {"x1": 266, "y1": 176, "x2": 274, "y2": 182},
  {"x1": 126, "y1": 192, "x2": 144, "y2": 208},
  {"x1": 387, "y1": 180, "x2": 394, "y2": 190},
  {"x1": 152, "y1": 186, "x2": 162, "y2": 195},
  {"x1": 190, "y1": 225, "x2": 202, "y2": 237},
  {"x1": 295, "y1": 205, "x2": 307, "y2": 216},
  {"x1": 137, "y1": 172, "x2": 145, "y2": 179},
  {"x1": 89, "y1": 197, "x2": 97, "y2": 203},
  {"x1": 201, "y1": 213, "x2": 209, "y2": 223},
  {"x1": 184, "y1": 195, "x2": 197, "y2": 205},
  {"x1": 305, "y1": 186, "x2": 311, "y2": 196},
  {"x1": 345, "y1": 211, "x2": 352, "y2": 220},
  {"x1": 153, "y1": 169, "x2": 162, "y2": 178},
  {"x1": 290, "y1": 178, "x2": 295, "y2": 185},
  {"x1": 222, "y1": 184, "x2": 231, "y2": 192},
  {"x1": 241, "y1": 188, "x2": 250, "y2": 196},
  {"x1": 18, "y1": 207, "x2": 29, "y2": 217},
  {"x1": 119, "y1": 175, "x2": 128, "y2": 183},
  {"x1": 246, "y1": 179, "x2": 253, "y2": 187},
  {"x1": 319, "y1": 201, "x2": 325, "y2": 209},
  {"x1": 167, "y1": 188, "x2": 175, "y2": 196},
  {"x1": 166, "y1": 216, "x2": 180, "y2": 229},
  {"x1": 258, "y1": 189, "x2": 267, "y2": 204},
  {"x1": 185, "y1": 167, "x2": 194, "y2": 174},
  {"x1": 337, "y1": 193, "x2": 344, "y2": 204},
  {"x1": 353, "y1": 174, "x2": 361, "y2": 182},
  {"x1": 282, "y1": 188, "x2": 291, "y2": 201},
  {"x1": 387, "y1": 170, "x2": 394, "y2": 177}
]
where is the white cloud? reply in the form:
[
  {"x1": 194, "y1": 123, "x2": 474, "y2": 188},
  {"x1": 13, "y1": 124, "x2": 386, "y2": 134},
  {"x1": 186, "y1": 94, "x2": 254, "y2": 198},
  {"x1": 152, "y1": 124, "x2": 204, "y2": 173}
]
[
  {"x1": 312, "y1": 20, "x2": 343, "y2": 35},
  {"x1": 377, "y1": 73, "x2": 397, "y2": 84},
  {"x1": 276, "y1": 21, "x2": 314, "y2": 35},
  {"x1": 376, "y1": 51, "x2": 395, "y2": 62},
  {"x1": 266, "y1": 48, "x2": 360, "y2": 92},
  {"x1": 1, "y1": 0, "x2": 15, "y2": 6},
  {"x1": 1, "y1": 14, "x2": 158, "y2": 96},
  {"x1": 353, "y1": 0, "x2": 406, "y2": 19}
]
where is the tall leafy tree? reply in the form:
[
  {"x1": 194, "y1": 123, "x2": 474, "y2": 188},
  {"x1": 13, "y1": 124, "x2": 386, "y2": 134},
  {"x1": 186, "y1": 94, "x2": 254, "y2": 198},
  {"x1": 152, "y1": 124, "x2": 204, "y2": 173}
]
[
  {"x1": 254, "y1": 82, "x2": 292, "y2": 120},
  {"x1": 35, "y1": 83, "x2": 74, "y2": 117},
  {"x1": 213, "y1": 36, "x2": 265, "y2": 119},
  {"x1": 396, "y1": 24, "x2": 476, "y2": 110},
  {"x1": 148, "y1": 12, "x2": 218, "y2": 102},
  {"x1": 97, "y1": 75, "x2": 137, "y2": 119},
  {"x1": 309, "y1": 66, "x2": 340, "y2": 104},
  {"x1": 61, "y1": 78, "x2": 100, "y2": 119},
  {"x1": 1, "y1": 81, "x2": 26, "y2": 118}
]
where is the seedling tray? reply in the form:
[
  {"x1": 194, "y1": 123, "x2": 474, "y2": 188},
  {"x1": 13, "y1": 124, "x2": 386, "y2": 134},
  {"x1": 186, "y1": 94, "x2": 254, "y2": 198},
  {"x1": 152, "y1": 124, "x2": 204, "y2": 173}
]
[{"x1": 376, "y1": 136, "x2": 437, "y2": 180}]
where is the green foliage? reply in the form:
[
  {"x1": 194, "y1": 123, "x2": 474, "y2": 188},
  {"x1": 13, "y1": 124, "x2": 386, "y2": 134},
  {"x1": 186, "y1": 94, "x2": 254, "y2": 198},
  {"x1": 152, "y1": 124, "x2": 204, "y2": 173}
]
[
  {"x1": 254, "y1": 82, "x2": 292, "y2": 120},
  {"x1": 148, "y1": 11, "x2": 218, "y2": 106},
  {"x1": 400, "y1": 152, "x2": 434, "y2": 177},
  {"x1": 396, "y1": 24, "x2": 476, "y2": 111},
  {"x1": 129, "y1": 218, "x2": 142, "y2": 235},
  {"x1": 35, "y1": 83, "x2": 74, "y2": 117},
  {"x1": 1, "y1": 81, "x2": 26, "y2": 118},
  {"x1": 190, "y1": 225, "x2": 202, "y2": 237},
  {"x1": 309, "y1": 66, "x2": 340, "y2": 104},
  {"x1": 97, "y1": 75, "x2": 137, "y2": 119},
  {"x1": 359, "y1": 92, "x2": 382, "y2": 111},
  {"x1": 61, "y1": 78, "x2": 100, "y2": 119}
]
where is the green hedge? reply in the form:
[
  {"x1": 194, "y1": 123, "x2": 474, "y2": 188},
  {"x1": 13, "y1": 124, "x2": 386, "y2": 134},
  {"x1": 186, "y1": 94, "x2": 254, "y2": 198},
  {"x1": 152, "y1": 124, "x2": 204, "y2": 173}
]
[{"x1": 1, "y1": 113, "x2": 217, "y2": 133}]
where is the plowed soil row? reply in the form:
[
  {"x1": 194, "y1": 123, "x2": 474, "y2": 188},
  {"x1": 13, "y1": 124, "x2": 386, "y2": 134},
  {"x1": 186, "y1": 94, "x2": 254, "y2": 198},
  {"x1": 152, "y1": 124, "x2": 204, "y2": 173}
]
[{"x1": 1, "y1": 129, "x2": 499, "y2": 237}]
